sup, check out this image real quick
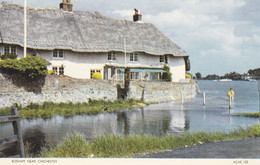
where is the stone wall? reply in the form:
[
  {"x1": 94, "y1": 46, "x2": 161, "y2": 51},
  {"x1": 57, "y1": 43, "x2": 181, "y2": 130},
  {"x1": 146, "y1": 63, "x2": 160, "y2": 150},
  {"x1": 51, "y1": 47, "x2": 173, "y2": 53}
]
[
  {"x1": 128, "y1": 81, "x2": 198, "y2": 102},
  {"x1": 0, "y1": 74, "x2": 198, "y2": 108}
]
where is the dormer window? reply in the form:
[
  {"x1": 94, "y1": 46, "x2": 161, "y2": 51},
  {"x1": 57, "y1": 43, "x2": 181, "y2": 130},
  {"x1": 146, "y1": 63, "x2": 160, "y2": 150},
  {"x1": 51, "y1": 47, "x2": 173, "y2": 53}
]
[
  {"x1": 108, "y1": 52, "x2": 116, "y2": 61},
  {"x1": 53, "y1": 49, "x2": 64, "y2": 59}
]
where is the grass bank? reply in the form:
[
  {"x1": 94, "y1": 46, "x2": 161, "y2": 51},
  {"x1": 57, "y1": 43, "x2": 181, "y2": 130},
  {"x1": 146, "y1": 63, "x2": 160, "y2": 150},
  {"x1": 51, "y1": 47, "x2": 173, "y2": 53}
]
[
  {"x1": 233, "y1": 112, "x2": 260, "y2": 118},
  {"x1": 0, "y1": 99, "x2": 146, "y2": 119},
  {"x1": 40, "y1": 124, "x2": 260, "y2": 158}
]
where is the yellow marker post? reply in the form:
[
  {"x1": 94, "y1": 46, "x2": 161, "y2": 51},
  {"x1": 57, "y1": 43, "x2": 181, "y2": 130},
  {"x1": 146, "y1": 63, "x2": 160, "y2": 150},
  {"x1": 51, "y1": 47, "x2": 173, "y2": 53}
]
[{"x1": 227, "y1": 88, "x2": 235, "y2": 113}]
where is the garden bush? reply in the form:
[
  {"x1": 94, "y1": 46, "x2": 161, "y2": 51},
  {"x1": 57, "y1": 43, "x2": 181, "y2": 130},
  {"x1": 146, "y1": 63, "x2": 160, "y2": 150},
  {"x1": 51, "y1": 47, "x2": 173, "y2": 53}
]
[
  {"x1": 0, "y1": 54, "x2": 17, "y2": 60},
  {"x1": 0, "y1": 56, "x2": 48, "y2": 79},
  {"x1": 92, "y1": 72, "x2": 102, "y2": 79},
  {"x1": 162, "y1": 65, "x2": 172, "y2": 82}
]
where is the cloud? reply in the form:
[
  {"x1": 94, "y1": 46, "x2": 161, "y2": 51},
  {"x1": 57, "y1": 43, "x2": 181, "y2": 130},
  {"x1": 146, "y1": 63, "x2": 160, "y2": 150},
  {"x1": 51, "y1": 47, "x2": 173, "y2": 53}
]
[
  {"x1": 106, "y1": 0, "x2": 260, "y2": 75},
  {"x1": 111, "y1": 9, "x2": 133, "y2": 18},
  {"x1": 3, "y1": 0, "x2": 259, "y2": 75}
]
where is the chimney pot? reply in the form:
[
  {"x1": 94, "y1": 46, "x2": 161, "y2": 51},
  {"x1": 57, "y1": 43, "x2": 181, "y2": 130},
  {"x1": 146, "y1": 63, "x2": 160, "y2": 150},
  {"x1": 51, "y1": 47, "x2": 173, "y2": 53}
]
[
  {"x1": 60, "y1": 0, "x2": 73, "y2": 12},
  {"x1": 133, "y1": 8, "x2": 142, "y2": 22}
]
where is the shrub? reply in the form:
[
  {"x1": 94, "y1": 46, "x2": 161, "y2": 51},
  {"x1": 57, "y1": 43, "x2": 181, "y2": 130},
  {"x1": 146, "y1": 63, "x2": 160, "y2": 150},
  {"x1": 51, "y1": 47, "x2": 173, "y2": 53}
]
[
  {"x1": 0, "y1": 54, "x2": 17, "y2": 60},
  {"x1": 0, "y1": 56, "x2": 48, "y2": 79},
  {"x1": 92, "y1": 72, "x2": 102, "y2": 79},
  {"x1": 162, "y1": 65, "x2": 172, "y2": 82},
  {"x1": 48, "y1": 70, "x2": 55, "y2": 75},
  {"x1": 186, "y1": 72, "x2": 194, "y2": 83}
]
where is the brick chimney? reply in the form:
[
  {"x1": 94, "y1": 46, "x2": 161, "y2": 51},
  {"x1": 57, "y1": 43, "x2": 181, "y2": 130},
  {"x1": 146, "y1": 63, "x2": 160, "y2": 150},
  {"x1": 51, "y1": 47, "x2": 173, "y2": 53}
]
[
  {"x1": 133, "y1": 8, "x2": 142, "y2": 22},
  {"x1": 60, "y1": 0, "x2": 73, "y2": 12}
]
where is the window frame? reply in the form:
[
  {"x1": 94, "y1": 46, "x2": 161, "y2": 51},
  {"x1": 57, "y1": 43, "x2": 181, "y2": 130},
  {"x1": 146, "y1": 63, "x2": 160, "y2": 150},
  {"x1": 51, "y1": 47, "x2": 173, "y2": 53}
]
[
  {"x1": 52, "y1": 65, "x2": 64, "y2": 75},
  {"x1": 130, "y1": 53, "x2": 138, "y2": 62},
  {"x1": 59, "y1": 66, "x2": 64, "y2": 75},
  {"x1": 52, "y1": 66, "x2": 58, "y2": 75},
  {"x1": 108, "y1": 52, "x2": 116, "y2": 61},
  {"x1": 4, "y1": 45, "x2": 17, "y2": 55},
  {"x1": 90, "y1": 69, "x2": 101, "y2": 79},
  {"x1": 130, "y1": 72, "x2": 139, "y2": 80},
  {"x1": 159, "y1": 55, "x2": 168, "y2": 64},
  {"x1": 53, "y1": 49, "x2": 64, "y2": 59}
]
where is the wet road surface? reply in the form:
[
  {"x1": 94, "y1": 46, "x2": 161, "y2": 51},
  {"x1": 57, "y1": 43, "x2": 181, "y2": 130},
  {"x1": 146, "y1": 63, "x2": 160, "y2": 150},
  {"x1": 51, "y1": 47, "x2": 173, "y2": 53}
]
[{"x1": 134, "y1": 137, "x2": 260, "y2": 158}]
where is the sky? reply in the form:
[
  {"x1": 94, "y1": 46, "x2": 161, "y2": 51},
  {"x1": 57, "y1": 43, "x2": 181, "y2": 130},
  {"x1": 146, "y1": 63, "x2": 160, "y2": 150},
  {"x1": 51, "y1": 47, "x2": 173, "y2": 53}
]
[{"x1": 1, "y1": 0, "x2": 260, "y2": 76}]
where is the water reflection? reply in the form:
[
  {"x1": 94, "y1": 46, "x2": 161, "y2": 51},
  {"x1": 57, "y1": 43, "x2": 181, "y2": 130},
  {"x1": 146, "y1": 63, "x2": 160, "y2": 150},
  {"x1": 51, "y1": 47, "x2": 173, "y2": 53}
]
[
  {"x1": 0, "y1": 106, "x2": 190, "y2": 156},
  {"x1": 0, "y1": 127, "x2": 45, "y2": 157},
  {"x1": 117, "y1": 112, "x2": 129, "y2": 135},
  {"x1": 23, "y1": 128, "x2": 46, "y2": 155},
  {"x1": 1, "y1": 81, "x2": 260, "y2": 157}
]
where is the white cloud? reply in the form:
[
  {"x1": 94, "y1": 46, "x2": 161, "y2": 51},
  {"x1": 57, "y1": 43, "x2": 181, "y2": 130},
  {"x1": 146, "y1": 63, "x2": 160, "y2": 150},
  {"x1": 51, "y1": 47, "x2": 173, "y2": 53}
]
[
  {"x1": 3, "y1": 0, "x2": 259, "y2": 75},
  {"x1": 111, "y1": 9, "x2": 133, "y2": 18}
]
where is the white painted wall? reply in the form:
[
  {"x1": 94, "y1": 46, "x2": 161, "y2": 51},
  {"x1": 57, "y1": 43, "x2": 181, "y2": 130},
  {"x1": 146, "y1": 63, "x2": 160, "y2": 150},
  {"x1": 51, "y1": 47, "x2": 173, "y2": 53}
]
[
  {"x1": 0, "y1": 44, "x2": 187, "y2": 82},
  {"x1": 169, "y1": 57, "x2": 186, "y2": 82}
]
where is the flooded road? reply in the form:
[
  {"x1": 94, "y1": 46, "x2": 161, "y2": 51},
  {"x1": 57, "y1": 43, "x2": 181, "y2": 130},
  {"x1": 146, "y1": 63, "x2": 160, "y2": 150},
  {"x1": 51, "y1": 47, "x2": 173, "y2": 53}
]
[{"x1": 1, "y1": 80, "x2": 259, "y2": 156}]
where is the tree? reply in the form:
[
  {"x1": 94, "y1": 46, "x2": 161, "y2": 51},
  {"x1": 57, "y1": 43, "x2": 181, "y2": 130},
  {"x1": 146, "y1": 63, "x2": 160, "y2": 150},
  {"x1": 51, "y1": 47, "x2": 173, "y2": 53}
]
[
  {"x1": 205, "y1": 74, "x2": 220, "y2": 80},
  {"x1": 221, "y1": 72, "x2": 241, "y2": 80},
  {"x1": 195, "y1": 72, "x2": 202, "y2": 79},
  {"x1": 248, "y1": 68, "x2": 260, "y2": 79}
]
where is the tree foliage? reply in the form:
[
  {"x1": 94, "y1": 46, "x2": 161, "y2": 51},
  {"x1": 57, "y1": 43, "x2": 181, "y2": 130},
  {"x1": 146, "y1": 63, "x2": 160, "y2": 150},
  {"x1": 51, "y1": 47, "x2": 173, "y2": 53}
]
[
  {"x1": 205, "y1": 74, "x2": 220, "y2": 80},
  {"x1": 0, "y1": 53, "x2": 18, "y2": 60},
  {"x1": 248, "y1": 68, "x2": 260, "y2": 79},
  {"x1": 195, "y1": 72, "x2": 202, "y2": 79},
  {"x1": 162, "y1": 65, "x2": 172, "y2": 82},
  {"x1": 0, "y1": 56, "x2": 48, "y2": 79},
  {"x1": 221, "y1": 72, "x2": 241, "y2": 80}
]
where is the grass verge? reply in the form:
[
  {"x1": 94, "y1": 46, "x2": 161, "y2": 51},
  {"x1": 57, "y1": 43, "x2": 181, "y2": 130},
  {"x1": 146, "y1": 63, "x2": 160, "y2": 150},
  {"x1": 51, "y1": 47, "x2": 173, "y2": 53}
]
[
  {"x1": 233, "y1": 112, "x2": 260, "y2": 118},
  {"x1": 0, "y1": 99, "x2": 147, "y2": 119},
  {"x1": 40, "y1": 124, "x2": 260, "y2": 158}
]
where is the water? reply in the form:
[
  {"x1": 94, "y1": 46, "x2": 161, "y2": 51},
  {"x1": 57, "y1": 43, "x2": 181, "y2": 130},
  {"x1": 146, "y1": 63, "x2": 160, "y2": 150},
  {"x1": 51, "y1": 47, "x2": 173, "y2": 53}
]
[{"x1": 0, "y1": 80, "x2": 259, "y2": 156}]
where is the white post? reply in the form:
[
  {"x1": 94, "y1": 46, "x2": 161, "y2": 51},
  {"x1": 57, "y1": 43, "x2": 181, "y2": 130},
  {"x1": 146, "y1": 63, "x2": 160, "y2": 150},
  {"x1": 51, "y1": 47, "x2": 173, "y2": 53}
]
[
  {"x1": 203, "y1": 92, "x2": 206, "y2": 106},
  {"x1": 24, "y1": 0, "x2": 27, "y2": 57},
  {"x1": 258, "y1": 80, "x2": 260, "y2": 112},
  {"x1": 259, "y1": 90, "x2": 260, "y2": 113},
  {"x1": 123, "y1": 37, "x2": 127, "y2": 88},
  {"x1": 124, "y1": 37, "x2": 127, "y2": 68},
  {"x1": 181, "y1": 92, "x2": 184, "y2": 103}
]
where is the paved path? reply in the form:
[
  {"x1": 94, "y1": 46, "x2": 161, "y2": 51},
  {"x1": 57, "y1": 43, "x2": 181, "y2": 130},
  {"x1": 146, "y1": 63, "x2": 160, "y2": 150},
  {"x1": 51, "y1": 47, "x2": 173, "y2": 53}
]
[{"x1": 134, "y1": 137, "x2": 260, "y2": 158}]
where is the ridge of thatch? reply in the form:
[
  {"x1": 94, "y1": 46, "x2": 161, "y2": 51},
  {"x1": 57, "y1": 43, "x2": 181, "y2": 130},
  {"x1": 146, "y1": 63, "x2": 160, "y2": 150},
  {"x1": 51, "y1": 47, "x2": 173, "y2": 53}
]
[{"x1": 0, "y1": 2, "x2": 188, "y2": 56}]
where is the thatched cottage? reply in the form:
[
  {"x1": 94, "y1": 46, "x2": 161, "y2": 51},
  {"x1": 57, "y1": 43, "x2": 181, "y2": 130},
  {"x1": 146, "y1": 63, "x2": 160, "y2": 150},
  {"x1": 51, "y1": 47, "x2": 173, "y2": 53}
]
[{"x1": 0, "y1": 1, "x2": 190, "y2": 82}]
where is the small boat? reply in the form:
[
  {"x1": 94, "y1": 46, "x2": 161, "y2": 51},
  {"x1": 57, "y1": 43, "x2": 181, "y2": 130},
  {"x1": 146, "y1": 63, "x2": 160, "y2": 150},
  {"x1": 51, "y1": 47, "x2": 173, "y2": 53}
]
[{"x1": 219, "y1": 79, "x2": 232, "y2": 81}]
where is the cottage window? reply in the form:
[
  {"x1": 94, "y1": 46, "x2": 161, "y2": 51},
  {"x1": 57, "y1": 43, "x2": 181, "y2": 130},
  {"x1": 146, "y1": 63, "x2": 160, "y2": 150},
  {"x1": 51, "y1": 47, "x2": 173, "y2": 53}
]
[
  {"x1": 52, "y1": 67, "x2": 58, "y2": 75},
  {"x1": 159, "y1": 55, "x2": 168, "y2": 64},
  {"x1": 53, "y1": 50, "x2": 64, "y2": 59},
  {"x1": 59, "y1": 66, "x2": 64, "y2": 75},
  {"x1": 130, "y1": 53, "x2": 138, "y2": 62},
  {"x1": 52, "y1": 66, "x2": 64, "y2": 75},
  {"x1": 130, "y1": 72, "x2": 139, "y2": 80},
  {"x1": 108, "y1": 52, "x2": 116, "y2": 61},
  {"x1": 165, "y1": 55, "x2": 168, "y2": 64},
  {"x1": 90, "y1": 69, "x2": 101, "y2": 79},
  {"x1": 159, "y1": 56, "x2": 164, "y2": 63},
  {"x1": 4, "y1": 45, "x2": 17, "y2": 55}
]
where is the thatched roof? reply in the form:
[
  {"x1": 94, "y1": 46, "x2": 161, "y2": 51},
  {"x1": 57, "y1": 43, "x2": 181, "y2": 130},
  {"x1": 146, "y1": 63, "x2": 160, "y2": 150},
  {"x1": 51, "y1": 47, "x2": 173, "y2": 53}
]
[{"x1": 0, "y1": 2, "x2": 188, "y2": 57}]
